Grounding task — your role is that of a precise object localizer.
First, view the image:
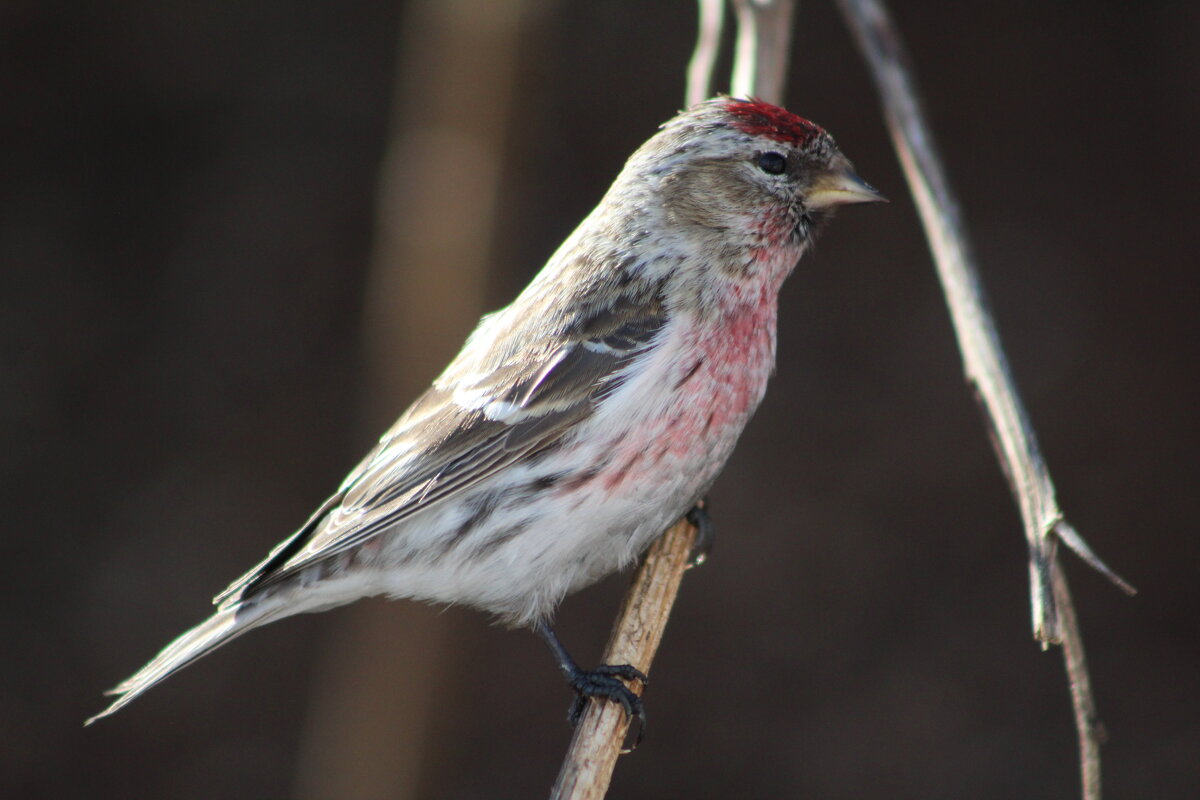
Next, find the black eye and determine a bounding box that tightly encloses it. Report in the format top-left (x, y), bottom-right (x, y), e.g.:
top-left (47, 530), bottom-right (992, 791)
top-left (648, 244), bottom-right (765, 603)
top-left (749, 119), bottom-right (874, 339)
top-left (757, 151), bottom-right (787, 175)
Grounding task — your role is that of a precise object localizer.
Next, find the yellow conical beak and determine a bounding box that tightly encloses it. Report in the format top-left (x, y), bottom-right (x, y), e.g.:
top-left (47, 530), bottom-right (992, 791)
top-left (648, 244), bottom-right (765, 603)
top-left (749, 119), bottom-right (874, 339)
top-left (806, 168), bottom-right (887, 209)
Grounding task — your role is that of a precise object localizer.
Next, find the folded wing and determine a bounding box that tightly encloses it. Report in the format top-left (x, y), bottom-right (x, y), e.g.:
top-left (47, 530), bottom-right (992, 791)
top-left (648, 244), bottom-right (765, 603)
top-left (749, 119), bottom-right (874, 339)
top-left (215, 289), bottom-right (667, 606)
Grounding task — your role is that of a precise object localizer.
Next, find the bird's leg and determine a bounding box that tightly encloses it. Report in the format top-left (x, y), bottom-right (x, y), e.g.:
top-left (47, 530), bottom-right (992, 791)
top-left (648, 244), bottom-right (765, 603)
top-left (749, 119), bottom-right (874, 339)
top-left (534, 621), bottom-right (647, 744)
top-left (686, 497), bottom-right (715, 567)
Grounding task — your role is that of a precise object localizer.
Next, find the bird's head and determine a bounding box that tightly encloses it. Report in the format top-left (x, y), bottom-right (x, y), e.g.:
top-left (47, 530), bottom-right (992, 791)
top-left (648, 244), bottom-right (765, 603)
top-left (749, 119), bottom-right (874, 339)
top-left (626, 97), bottom-right (884, 253)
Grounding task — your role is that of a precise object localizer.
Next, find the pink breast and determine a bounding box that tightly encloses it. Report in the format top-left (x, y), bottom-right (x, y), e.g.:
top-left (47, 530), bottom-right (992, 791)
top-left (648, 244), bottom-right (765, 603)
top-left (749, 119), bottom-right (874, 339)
top-left (602, 292), bottom-right (779, 489)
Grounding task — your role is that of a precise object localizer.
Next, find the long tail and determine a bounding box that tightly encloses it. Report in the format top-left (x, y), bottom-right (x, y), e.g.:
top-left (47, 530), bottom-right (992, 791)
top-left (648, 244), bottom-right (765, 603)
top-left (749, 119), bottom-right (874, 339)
top-left (85, 599), bottom-right (284, 725)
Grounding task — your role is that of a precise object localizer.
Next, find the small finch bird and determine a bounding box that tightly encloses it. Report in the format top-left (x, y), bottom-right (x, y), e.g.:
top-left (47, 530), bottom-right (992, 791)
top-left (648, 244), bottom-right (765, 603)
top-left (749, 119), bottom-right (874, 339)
top-left (88, 97), bottom-right (882, 726)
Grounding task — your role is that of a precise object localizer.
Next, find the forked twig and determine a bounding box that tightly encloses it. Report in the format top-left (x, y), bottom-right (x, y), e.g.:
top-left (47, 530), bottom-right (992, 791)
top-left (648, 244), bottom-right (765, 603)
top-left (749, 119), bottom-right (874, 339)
top-left (834, 1), bottom-right (1132, 797)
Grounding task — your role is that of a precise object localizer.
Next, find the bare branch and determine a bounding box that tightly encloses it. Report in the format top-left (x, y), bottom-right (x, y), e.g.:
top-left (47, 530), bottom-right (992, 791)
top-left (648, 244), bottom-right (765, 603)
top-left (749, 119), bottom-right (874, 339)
top-left (731, 0), bottom-right (796, 102)
top-left (834, 0), bottom-right (1131, 646)
top-left (687, 0), bottom-right (726, 107)
top-left (549, 518), bottom-right (697, 800)
top-left (834, 1), bottom-right (1130, 797)
top-left (1053, 561), bottom-right (1104, 799)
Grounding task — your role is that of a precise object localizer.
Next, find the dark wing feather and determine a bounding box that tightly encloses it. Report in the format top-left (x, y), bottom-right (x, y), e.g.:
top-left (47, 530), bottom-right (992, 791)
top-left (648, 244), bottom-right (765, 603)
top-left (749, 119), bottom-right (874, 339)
top-left (221, 288), bottom-right (666, 604)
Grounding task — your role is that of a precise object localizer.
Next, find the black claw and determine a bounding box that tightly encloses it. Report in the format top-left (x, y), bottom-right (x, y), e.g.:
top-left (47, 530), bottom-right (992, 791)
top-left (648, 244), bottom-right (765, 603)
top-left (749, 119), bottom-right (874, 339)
top-left (593, 663), bottom-right (649, 684)
top-left (535, 622), bottom-right (649, 748)
top-left (567, 666), bottom-right (646, 718)
top-left (686, 498), bottom-right (715, 567)
top-left (566, 665), bottom-right (647, 747)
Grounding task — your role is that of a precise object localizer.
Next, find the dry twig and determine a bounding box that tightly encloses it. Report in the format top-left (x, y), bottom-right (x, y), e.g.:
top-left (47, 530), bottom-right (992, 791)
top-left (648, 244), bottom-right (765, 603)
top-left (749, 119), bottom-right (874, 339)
top-left (835, 1), bottom-right (1133, 796)
top-left (687, 0), bottom-right (725, 107)
top-left (730, 0), bottom-right (796, 102)
top-left (549, 519), bottom-right (697, 800)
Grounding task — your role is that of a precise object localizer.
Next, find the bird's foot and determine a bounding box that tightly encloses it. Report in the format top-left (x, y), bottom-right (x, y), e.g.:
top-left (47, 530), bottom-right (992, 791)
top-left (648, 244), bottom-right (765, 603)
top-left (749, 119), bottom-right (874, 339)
top-left (686, 498), bottom-right (715, 567)
top-left (535, 621), bottom-right (649, 747)
top-left (567, 663), bottom-right (648, 746)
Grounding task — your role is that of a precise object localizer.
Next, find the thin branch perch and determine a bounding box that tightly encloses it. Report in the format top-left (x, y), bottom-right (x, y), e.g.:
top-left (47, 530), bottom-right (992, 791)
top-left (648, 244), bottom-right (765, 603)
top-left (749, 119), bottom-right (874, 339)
top-left (549, 518), bottom-right (698, 800)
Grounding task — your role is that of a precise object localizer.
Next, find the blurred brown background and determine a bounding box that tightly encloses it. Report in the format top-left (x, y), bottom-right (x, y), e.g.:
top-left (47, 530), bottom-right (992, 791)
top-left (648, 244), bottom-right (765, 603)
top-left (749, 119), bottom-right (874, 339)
top-left (4, 2), bottom-right (1197, 798)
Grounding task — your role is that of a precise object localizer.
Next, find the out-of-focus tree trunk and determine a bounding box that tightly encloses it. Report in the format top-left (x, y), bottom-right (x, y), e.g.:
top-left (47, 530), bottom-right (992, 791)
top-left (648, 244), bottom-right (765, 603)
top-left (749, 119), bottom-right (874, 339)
top-left (292, 2), bottom-right (527, 798)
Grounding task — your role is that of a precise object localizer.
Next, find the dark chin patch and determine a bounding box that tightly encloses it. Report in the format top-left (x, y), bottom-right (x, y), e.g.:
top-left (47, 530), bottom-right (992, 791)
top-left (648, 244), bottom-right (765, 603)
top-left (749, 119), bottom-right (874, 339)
top-left (798, 208), bottom-right (833, 240)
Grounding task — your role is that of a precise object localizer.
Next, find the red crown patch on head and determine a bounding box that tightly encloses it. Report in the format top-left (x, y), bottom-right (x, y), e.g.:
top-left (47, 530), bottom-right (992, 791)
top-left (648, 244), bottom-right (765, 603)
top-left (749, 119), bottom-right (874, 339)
top-left (724, 99), bottom-right (825, 147)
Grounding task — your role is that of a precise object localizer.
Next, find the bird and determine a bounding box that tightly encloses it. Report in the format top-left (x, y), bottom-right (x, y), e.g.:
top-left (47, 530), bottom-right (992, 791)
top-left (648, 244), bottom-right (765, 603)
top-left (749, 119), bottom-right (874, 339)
top-left (87, 97), bottom-right (883, 727)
